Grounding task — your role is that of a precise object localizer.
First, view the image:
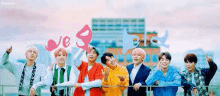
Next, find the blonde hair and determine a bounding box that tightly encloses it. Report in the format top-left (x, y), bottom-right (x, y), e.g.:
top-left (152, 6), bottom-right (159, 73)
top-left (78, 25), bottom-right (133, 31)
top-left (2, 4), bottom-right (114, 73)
top-left (25, 46), bottom-right (38, 56)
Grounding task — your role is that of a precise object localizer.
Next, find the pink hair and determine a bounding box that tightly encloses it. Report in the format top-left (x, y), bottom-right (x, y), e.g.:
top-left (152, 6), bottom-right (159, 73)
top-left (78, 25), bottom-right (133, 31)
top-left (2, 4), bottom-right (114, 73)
top-left (132, 48), bottom-right (146, 58)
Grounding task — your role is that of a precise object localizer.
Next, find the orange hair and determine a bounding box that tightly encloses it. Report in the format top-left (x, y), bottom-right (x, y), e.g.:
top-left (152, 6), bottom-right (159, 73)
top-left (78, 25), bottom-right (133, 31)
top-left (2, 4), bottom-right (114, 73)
top-left (54, 48), bottom-right (68, 57)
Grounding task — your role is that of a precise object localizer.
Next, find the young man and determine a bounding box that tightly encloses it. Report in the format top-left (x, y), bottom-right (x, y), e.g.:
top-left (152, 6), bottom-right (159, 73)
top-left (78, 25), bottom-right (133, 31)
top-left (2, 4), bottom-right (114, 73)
top-left (72, 46), bottom-right (103, 96)
top-left (145, 52), bottom-right (181, 96)
top-left (126, 48), bottom-right (151, 96)
top-left (181, 53), bottom-right (218, 96)
top-left (101, 52), bottom-right (129, 96)
top-left (1, 46), bottom-right (46, 96)
top-left (45, 48), bottom-right (76, 96)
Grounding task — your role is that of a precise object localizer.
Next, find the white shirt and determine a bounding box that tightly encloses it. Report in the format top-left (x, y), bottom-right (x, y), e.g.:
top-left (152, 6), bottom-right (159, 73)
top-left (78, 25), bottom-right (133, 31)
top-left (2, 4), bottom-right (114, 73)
top-left (73, 49), bottom-right (102, 96)
top-left (1, 52), bottom-right (46, 95)
top-left (45, 64), bottom-right (76, 95)
top-left (130, 63), bottom-right (142, 84)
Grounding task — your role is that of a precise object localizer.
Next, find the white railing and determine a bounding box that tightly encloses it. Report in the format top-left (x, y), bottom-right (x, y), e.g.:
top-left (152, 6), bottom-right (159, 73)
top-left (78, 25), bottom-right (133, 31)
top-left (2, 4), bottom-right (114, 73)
top-left (0, 85), bottom-right (219, 96)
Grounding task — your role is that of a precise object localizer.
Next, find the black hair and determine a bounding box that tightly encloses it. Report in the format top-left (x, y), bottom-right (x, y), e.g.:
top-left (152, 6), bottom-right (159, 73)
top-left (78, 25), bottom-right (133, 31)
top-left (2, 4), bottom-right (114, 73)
top-left (101, 52), bottom-right (114, 64)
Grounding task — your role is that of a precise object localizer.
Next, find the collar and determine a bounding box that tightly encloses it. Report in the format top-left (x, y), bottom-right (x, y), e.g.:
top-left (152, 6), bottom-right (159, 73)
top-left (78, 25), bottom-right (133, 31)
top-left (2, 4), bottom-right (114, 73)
top-left (133, 63), bottom-right (142, 70)
top-left (159, 66), bottom-right (172, 73)
top-left (186, 68), bottom-right (199, 75)
top-left (56, 64), bottom-right (67, 70)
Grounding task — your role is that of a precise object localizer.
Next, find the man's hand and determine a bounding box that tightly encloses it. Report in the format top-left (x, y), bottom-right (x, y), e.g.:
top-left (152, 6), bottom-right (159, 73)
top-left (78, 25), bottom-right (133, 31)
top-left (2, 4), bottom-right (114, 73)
top-left (51, 86), bottom-right (57, 92)
top-left (102, 67), bottom-right (110, 82)
top-left (117, 75), bottom-right (126, 82)
top-left (6, 46), bottom-right (12, 54)
top-left (192, 88), bottom-right (198, 95)
top-left (206, 55), bottom-right (212, 63)
top-left (155, 81), bottom-right (159, 85)
top-left (157, 61), bottom-right (161, 70)
top-left (73, 83), bottom-right (81, 88)
top-left (29, 87), bottom-right (36, 96)
top-left (103, 67), bottom-right (110, 77)
top-left (133, 83), bottom-right (141, 91)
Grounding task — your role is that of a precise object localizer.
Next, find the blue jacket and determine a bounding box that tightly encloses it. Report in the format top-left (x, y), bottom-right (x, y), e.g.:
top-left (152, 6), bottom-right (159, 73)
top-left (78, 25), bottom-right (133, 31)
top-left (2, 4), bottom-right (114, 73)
top-left (145, 66), bottom-right (181, 96)
top-left (126, 63), bottom-right (151, 96)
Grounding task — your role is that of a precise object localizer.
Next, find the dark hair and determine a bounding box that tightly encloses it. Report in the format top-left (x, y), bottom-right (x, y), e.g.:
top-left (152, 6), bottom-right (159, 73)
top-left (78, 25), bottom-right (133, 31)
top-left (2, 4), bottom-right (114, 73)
top-left (101, 52), bottom-right (114, 64)
top-left (158, 52), bottom-right (172, 61)
top-left (184, 53), bottom-right (197, 63)
top-left (86, 47), bottom-right (99, 56)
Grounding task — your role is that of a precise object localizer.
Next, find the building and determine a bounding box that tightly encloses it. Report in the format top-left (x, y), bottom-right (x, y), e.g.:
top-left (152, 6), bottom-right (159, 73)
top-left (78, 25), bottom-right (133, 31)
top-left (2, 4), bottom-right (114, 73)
top-left (90, 18), bottom-right (160, 68)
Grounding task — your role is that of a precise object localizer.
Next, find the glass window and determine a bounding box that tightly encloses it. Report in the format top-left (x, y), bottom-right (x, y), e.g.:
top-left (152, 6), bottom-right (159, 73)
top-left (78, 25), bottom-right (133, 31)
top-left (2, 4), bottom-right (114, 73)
top-left (100, 25), bottom-right (106, 27)
top-left (152, 54), bottom-right (158, 62)
top-left (108, 19), bottom-right (114, 22)
top-left (144, 54), bottom-right (150, 62)
top-left (118, 54), bottom-right (124, 62)
top-left (123, 19), bottom-right (129, 22)
top-left (126, 54), bottom-right (132, 62)
top-left (138, 19), bottom-right (145, 22)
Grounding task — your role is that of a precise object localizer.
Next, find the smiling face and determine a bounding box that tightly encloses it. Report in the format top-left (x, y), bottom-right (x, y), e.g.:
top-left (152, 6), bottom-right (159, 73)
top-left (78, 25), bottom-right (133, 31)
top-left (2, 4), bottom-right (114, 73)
top-left (56, 51), bottom-right (67, 64)
top-left (87, 49), bottom-right (98, 62)
top-left (105, 56), bottom-right (117, 69)
top-left (131, 48), bottom-right (146, 65)
top-left (25, 48), bottom-right (38, 61)
top-left (132, 52), bottom-right (144, 65)
top-left (160, 55), bottom-right (170, 69)
top-left (54, 48), bottom-right (68, 65)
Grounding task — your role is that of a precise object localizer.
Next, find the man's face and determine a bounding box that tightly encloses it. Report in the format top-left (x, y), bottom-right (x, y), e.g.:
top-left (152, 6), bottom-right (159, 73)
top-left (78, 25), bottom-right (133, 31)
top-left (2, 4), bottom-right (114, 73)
top-left (87, 49), bottom-right (98, 62)
top-left (56, 51), bottom-right (67, 64)
top-left (160, 55), bottom-right (170, 69)
top-left (105, 56), bottom-right (116, 69)
top-left (185, 61), bottom-right (196, 72)
top-left (132, 52), bottom-right (144, 65)
top-left (25, 48), bottom-right (38, 61)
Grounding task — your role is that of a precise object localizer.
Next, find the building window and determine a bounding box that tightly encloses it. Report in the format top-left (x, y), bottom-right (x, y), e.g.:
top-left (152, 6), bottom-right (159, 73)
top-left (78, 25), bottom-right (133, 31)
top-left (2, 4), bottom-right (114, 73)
top-left (126, 54), bottom-right (132, 62)
top-left (139, 24), bottom-right (144, 27)
top-left (123, 19), bottom-right (129, 22)
top-left (108, 28), bottom-right (113, 31)
top-left (138, 19), bottom-right (145, 22)
top-left (123, 24), bottom-right (129, 27)
top-left (100, 25), bottom-right (106, 27)
top-left (116, 19), bottom-right (121, 22)
top-left (116, 24), bottom-right (121, 27)
top-left (152, 54), bottom-right (158, 62)
top-left (108, 24), bottom-right (113, 27)
top-left (116, 28), bottom-right (122, 31)
top-left (131, 19), bottom-right (137, 22)
top-left (92, 25), bottom-right (98, 27)
top-left (100, 28), bottom-right (106, 31)
top-left (100, 19), bottom-right (105, 22)
top-left (92, 28), bottom-right (98, 31)
top-left (144, 54), bottom-right (150, 62)
top-left (118, 54), bottom-right (124, 62)
top-left (139, 29), bottom-right (144, 31)
top-left (108, 19), bottom-right (114, 22)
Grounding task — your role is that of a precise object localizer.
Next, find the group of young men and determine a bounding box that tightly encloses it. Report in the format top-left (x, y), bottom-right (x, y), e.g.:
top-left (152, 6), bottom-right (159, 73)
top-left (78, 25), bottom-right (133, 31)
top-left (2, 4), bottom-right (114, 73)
top-left (1, 46), bottom-right (217, 96)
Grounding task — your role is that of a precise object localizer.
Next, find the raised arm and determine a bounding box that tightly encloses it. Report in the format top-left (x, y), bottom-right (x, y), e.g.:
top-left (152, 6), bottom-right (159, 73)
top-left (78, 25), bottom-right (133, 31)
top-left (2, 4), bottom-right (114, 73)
top-left (73, 49), bottom-right (85, 69)
top-left (1, 46), bottom-right (20, 74)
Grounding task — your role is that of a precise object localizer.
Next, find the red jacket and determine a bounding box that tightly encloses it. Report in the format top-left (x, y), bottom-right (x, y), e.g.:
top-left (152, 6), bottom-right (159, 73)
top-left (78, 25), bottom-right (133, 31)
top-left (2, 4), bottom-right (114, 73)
top-left (73, 61), bottom-right (103, 96)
